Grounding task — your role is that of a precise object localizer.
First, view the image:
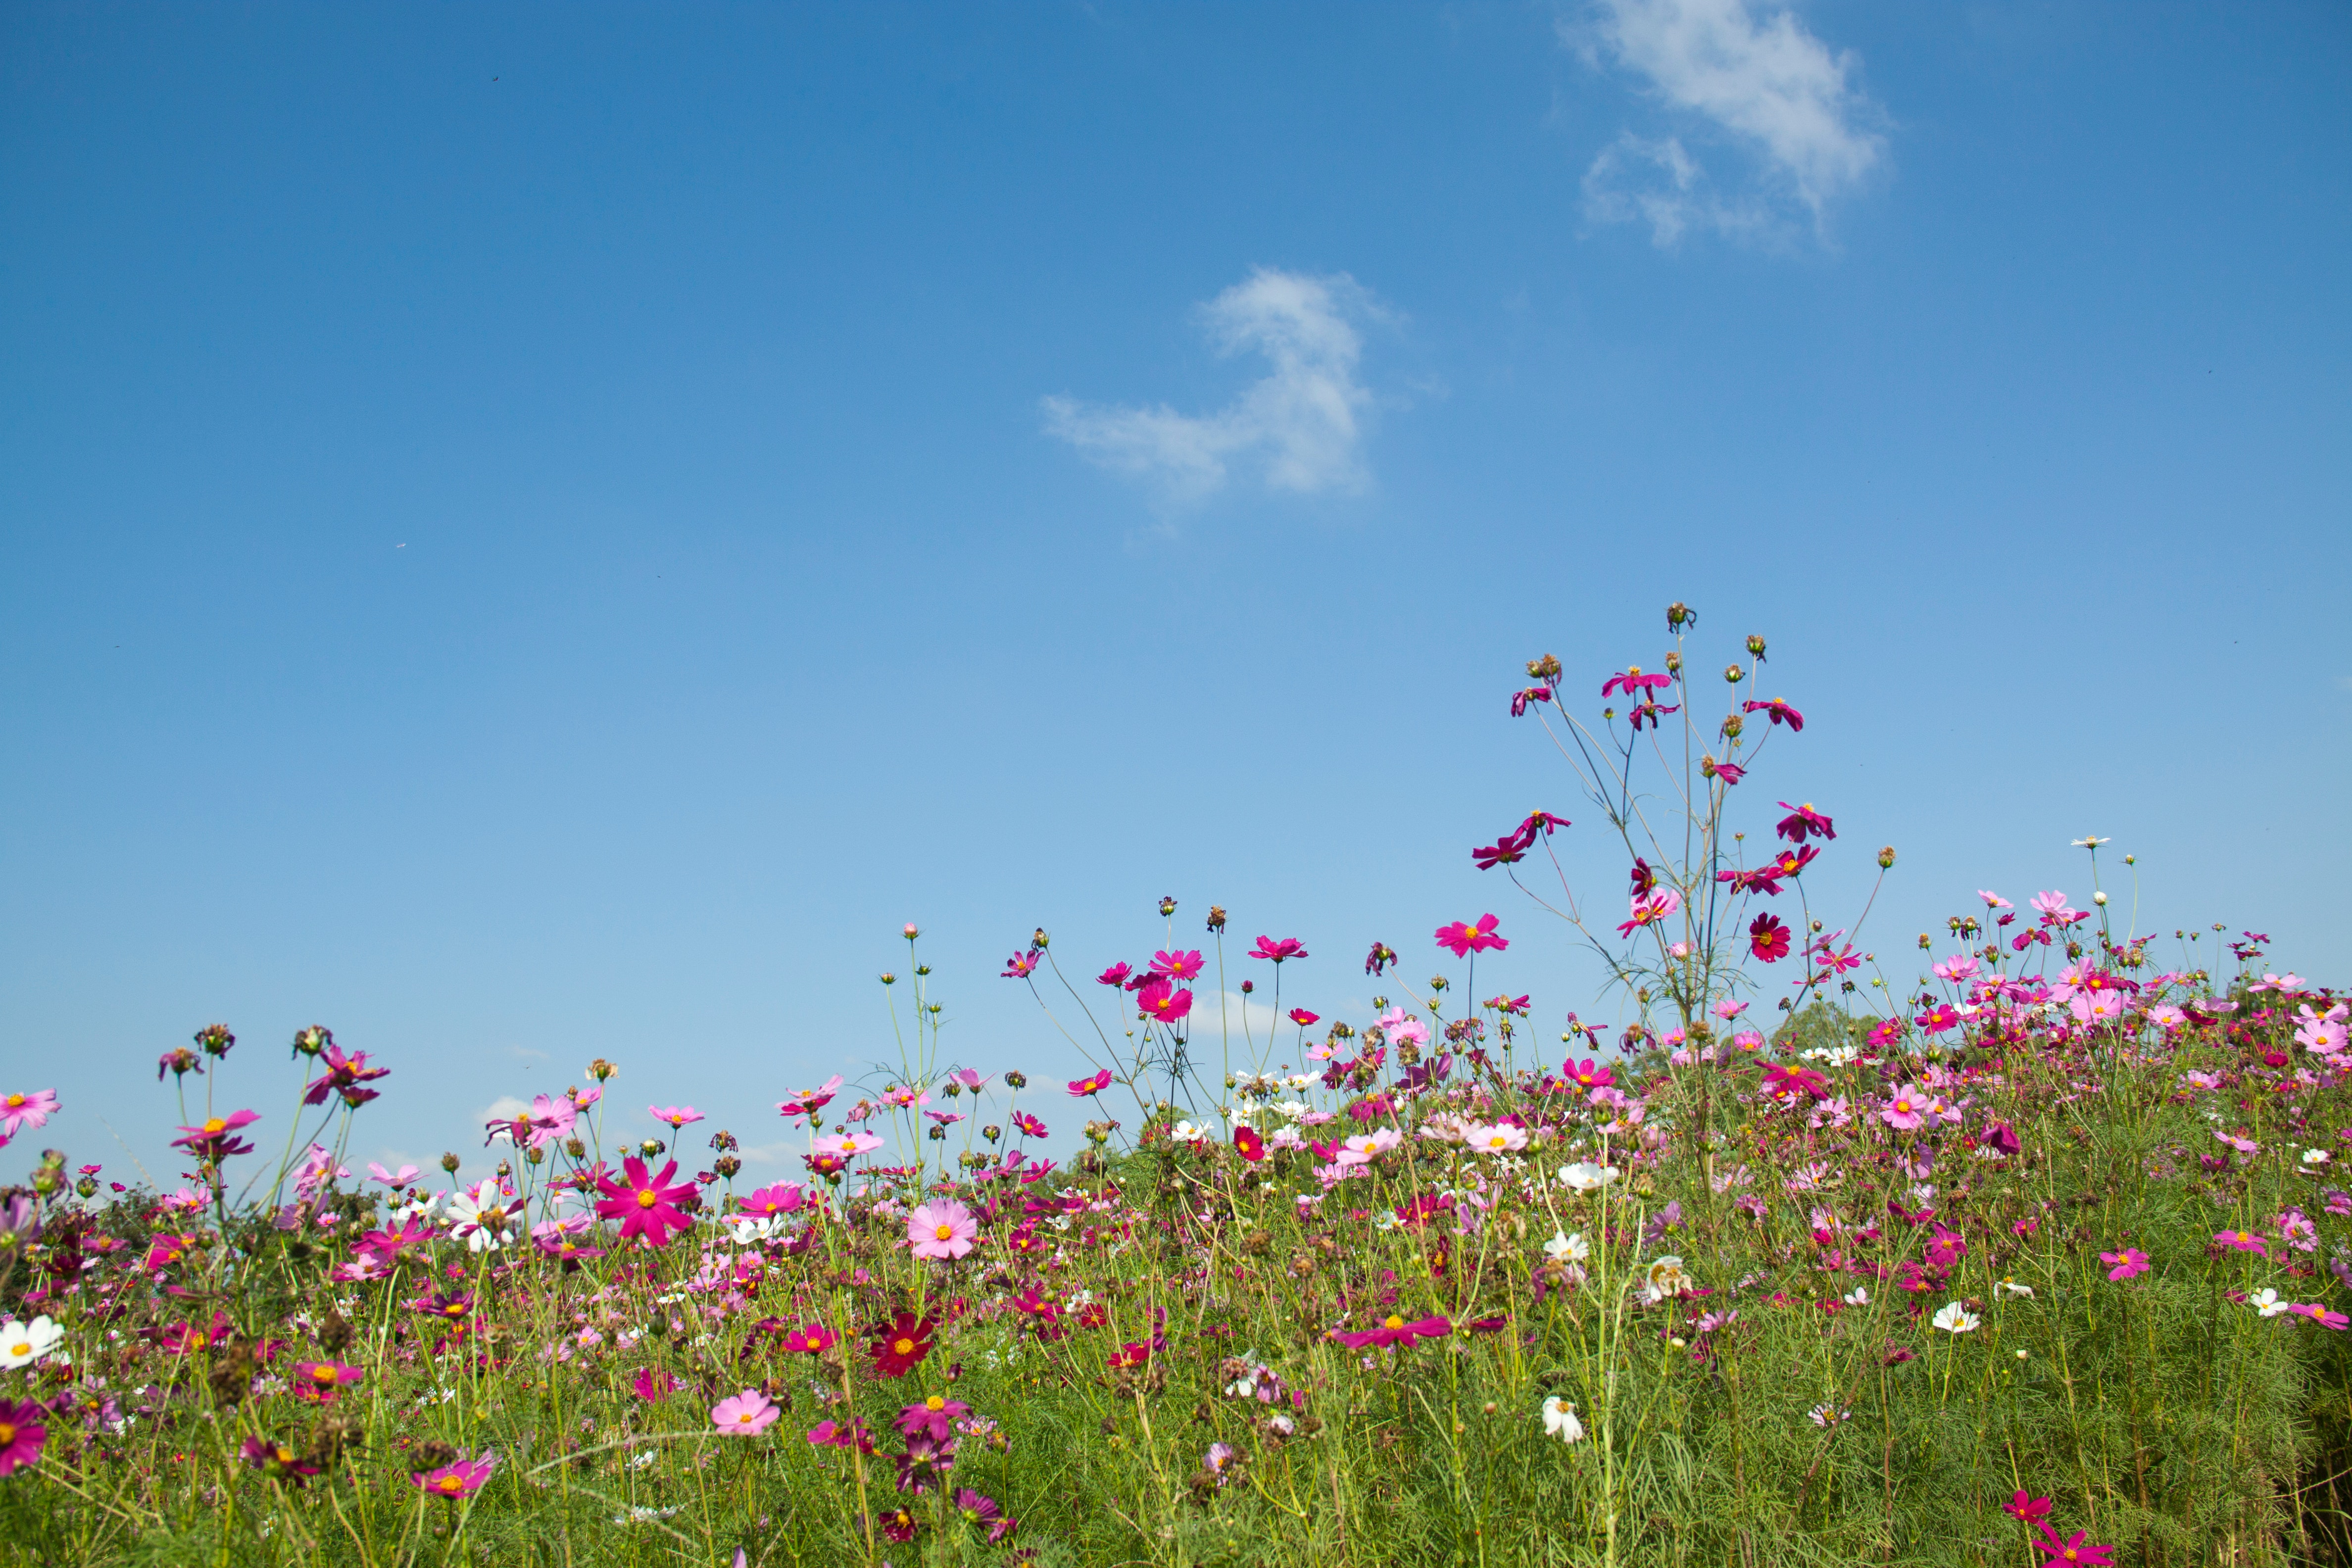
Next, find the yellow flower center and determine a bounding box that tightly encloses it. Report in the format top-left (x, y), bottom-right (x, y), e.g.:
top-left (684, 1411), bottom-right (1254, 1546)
top-left (436, 1474), bottom-right (463, 1494)
top-left (203, 1118), bottom-right (227, 1134)
top-left (275, 1445), bottom-right (297, 1465)
top-left (926, 1395), bottom-right (944, 1411)
top-left (313, 1365), bottom-right (339, 1384)
top-left (0, 1421), bottom-right (14, 1444)
top-left (934, 1224), bottom-right (955, 1241)
top-left (7, 1342), bottom-right (27, 1358)
top-left (1383, 1315), bottom-right (1404, 1331)
top-left (894, 1337), bottom-right (915, 1356)
top-left (637, 1189), bottom-right (659, 1209)
top-left (3, 1095), bottom-right (21, 1109)
top-left (736, 1411), bottom-right (756, 1424)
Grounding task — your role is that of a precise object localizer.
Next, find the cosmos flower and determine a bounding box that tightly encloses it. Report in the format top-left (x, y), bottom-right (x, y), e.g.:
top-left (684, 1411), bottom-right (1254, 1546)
top-left (870, 1313), bottom-right (939, 1378)
top-left (1095, 962), bottom-right (1132, 987)
top-left (1249, 936), bottom-right (1309, 963)
top-left (1774, 802), bottom-right (1835, 844)
top-left (2216, 1228), bottom-right (2269, 1257)
top-left (1333, 1314), bottom-right (1450, 1350)
top-left (775, 1076), bottom-right (844, 1120)
top-left (1068, 1070), bottom-right (1114, 1097)
top-left (1287, 1008), bottom-right (1320, 1028)
top-left (908, 1199), bottom-right (978, 1261)
top-left (591, 1156), bottom-right (698, 1249)
top-left (0, 1091), bottom-right (57, 1140)
top-left (412, 1452), bottom-right (497, 1501)
top-left (711, 1390), bottom-right (781, 1437)
top-left (0, 1317), bottom-right (64, 1370)
top-left (1232, 1126), bottom-right (1266, 1163)
top-left (2100, 1248), bottom-right (2150, 1282)
top-left (647, 1105), bottom-right (704, 1130)
top-left (292, 1361), bottom-right (364, 1403)
top-left (238, 1435), bottom-right (321, 1485)
top-left (1742, 697), bottom-right (1804, 730)
top-left (1749, 914), bottom-right (1791, 963)
top-left (1150, 949), bottom-right (1205, 981)
top-left (1540, 1397), bottom-right (1585, 1442)
top-left (1930, 1302), bottom-right (1980, 1334)
top-left (1464, 1123), bottom-right (1528, 1155)
top-left (1434, 915), bottom-right (1508, 956)
top-left (2003, 1492), bottom-right (2053, 1524)
top-left (170, 1109), bottom-right (259, 1161)
top-left (1135, 978), bottom-right (1194, 1025)
top-left (781, 1323), bottom-right (837, 1355)
top-left (2034, 1528), bottom-right (2117, 1568)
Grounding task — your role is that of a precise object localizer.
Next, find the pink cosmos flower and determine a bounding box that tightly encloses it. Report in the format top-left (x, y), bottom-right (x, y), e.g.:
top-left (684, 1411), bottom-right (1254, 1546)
top-left (1774, 802), bottom-right (1835, 844)
top-left (2100, 1248), bottom-right (2150, 1281)
top-left (2289, 1303), bottom-right (2352, 1331)
top-left (412, 1452), bottom-right (497, 1501)
top-left (1564, 1059), bottom-right (1616, 1091)
top-left (811, 1130), bottom-right (884, 1160)
top-left (895, 1393), bottom-right (973, 1443)
top-left (0, 1091), bottom-right (57, 1140)
top-left (908, 1199), bottom-right (978, 1261)
top-left (0, 1400), bottom-right (46, 1478)
top-left (301, 1045), bottom-right (390, 1108)
top-left (738, 1182), bottom-right (804, 1219)
top-left (1334, 1313), bottom-right (1451, 1350)
top-left (782, 1323), bottom-right (837, 1355)
top-left (1250, 936), bottom-right (1309, 963)
top-left (292, 1361), bottom-right (365, 1403)
top-left (1287, 1008), bottom-right (1320, 1028)
top-left (648, 1105), bottom-right (704, 1129)
top-left (2003, 1491), bottom-right (2052, 1524)
top-left (1012, 1112), bottom-right (1048, 1139)
top-left (2296, 1004), bottom-right (2350, 1056)
top-left (2215, 1228), bottom-right (2269, 1256)
top-left (632, 1368), bottom-right (679, 1401)
top-left (1617, 891), bottom-right (1680, 939)
top-left (1135, 979), bottom-right (1193, 1024)
top-left (1095, 962), bottom-right (1132, 987)
top-left (592, 1156), bottom-right (698, 1249)
top-left (1150, 949), bottom-right (1205, 981)
top-left (1463, 1123), bottom-right (1528, 1155)
top-left (1881, 1087), bottom-right (1928, 1132)
top-left (711, 1390), bottom-right (781, 1436)
top-left (2029, 890), bottom-right (2079, 923)
top-left (1069, 1069), bottom-right (1113, 1097)
top-left (367, 1162), bottom-right (421, 1186)
top-left (1434, 915), bottom-right (1508, 957)
top-left (776, 1076), bottom-right (844, 1120)
top-left (1979, 891), bottom-right (2013, 910)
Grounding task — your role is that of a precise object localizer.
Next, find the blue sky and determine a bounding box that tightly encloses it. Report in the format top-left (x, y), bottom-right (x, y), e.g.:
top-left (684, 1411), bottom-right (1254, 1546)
top-left (3, 1), bottom-right (2346, 1189)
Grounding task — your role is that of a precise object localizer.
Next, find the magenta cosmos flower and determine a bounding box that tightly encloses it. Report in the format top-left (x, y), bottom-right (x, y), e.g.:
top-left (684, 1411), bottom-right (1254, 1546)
top-left (2100, 1248), bottom-right (2150, 1282)
top-left (1069, 1069), bottom-right (1113, 1097)
top-left (1749, 914), bottom-right (1791, 963)
top-left (1249, 935), bottom-right (1308, 963)
top-left (1135, 978), bottom-right (1193, 1024)
top-left (1334, 1313), bottom-right (1451, 1350)
top-left (908, 1199), bottom-right (978, 1261)
top-left (2034, 1528), bottom-right (2116, 1568)
top-left (2216, 1228), bottom-right (2269, 1257)
top-left (593, 1156), bottom-right (698, 1248)
top-left (1150, 949), bottom-right (1205, 980)
top-left (0, 1400), bottom-right (45, 1477)
top-left (0, 1091), bottom-right (59, 1139)
top-left (1434, 915), bottom-right (1507, 957)
top-left (1774, 802), bottom-right (1835, 844)
top-left (170, 1109), bottom-right (259, 1160)
top-left (412, 1452), bottom-right (496, 1501)
top-left (712, 1390), bottom-right (781, 1436)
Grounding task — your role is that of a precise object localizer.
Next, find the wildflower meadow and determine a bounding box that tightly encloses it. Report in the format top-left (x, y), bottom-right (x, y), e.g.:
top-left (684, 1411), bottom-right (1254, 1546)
top-left (5, 607), bottom-right (2351, 1568)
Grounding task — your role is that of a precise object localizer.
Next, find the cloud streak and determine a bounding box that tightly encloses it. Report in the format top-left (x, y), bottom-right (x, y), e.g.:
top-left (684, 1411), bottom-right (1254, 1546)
top-left (1572, 0), bottom-right (1886, 245)
top-left (1043, 268), bottom-right (1385, 503)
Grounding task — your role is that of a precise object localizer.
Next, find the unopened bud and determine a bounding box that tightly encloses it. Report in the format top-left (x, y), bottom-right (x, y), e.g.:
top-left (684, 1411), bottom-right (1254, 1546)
top-left (1919, 934), bottom-right (1932, 950)
top-left (880, 973), bottom-right (896, 985)
top-left (903, 923), bottom-right (920, 939)
top-left (1031, 928), bottom-right (1049, 950)
top-left (639, 1139), bottom-right (665, 1158)
top-left (1240, 980), bottom-right (1254, 994)
top-left (1723, 665), bottom-right (1743, 684)
top-left (525, 1144), bottom-right (544, 1165)
top-left (440, 1152), bottom-right (461, 1174)
top-left (1745, 634), bottom-right (1766, 660)
top-left (2093, 891), bottom-right (2108, 905)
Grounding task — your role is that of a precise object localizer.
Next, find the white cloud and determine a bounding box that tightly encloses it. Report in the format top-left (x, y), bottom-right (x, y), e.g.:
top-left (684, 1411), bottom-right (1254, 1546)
top-left (1572, 0), bottom-right (1886, 245)
top-left (1042, 268), bottom-right (1385, 503)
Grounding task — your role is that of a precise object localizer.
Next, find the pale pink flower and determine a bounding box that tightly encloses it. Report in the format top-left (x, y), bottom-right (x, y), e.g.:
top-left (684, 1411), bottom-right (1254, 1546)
top-left (1881, 1086), bottom-right (1928, 1132)
top-left (1977, 890), bottom-right (2011, 909)
top-left (908, 1199), bottom-right (978, 1261)
top-left (0, 1091), bottom-right (58, 1139)
top-left (813, 1131), bottom-right (884, 1159)
top-left (1463, 1123), bottom-right (1528, 1155)
top-left (711, 1390), bottom-right (781, 1436)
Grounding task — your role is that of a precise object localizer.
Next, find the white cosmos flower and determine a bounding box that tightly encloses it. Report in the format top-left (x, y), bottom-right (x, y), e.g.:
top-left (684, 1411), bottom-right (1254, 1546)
top-left (1540, 1396), bottom-right (1585, 1443)
top-left (1842, 1286), bottom-right (1870, 1308)
top-left (1996, 1279), bottom-right (2034, 1298)
top-left (1558, 1162), bottom-right (1619, 1192)
top-left (1930, 1302), bottom-right (1980, 1334)
top-left (2250, 1288), bottom-right (2292, 1319)
top-left (1543, 1230), bottom-right (1590, 1265)
top-left (0, 1315), bottom-right (65, 1369)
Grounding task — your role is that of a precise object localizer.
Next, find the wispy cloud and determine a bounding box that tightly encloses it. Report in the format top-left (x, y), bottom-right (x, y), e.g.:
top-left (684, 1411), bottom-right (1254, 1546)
top-left (1043, 268), bottom-right (1387, 503)
top-left (1570, 0), bottom-right (1886, 246)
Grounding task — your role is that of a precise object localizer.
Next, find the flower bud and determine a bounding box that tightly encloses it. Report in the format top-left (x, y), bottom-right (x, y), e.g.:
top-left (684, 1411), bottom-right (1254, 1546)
top-left (525, 1144), bottom-right (545, 1165)
top-left (1878, 846), bottom-right (1897, 870)
top-left (1240, 980), bottom-right (1254, 994)
top-left (1745, 634), bottom-right (1766, 660)
top-left (880, 973), bottom-right (896, 985)
top-left (292, 1026), bottom-right (333, 1058)
top-left (1720, 714), bottom-right (1743, 739)
top-left (565, 1137), bottom-right (586, 1159)
top-left (1723, 665), bottom-right (1743, 684)
top-left (2093, 891), bottom-right (2108, 905)
top-left (1159, 896), bottom-right (1178, 917)
top-left (639, 1139), bottom-right (665, 1158)
top-left (1031, 928), bottom-right (1049, 950)
top-left (903, 923), bottom-right (920, 939)
top-left (927, 1002), bottom-right (942, 1016)
top-left (1919, 934), bottom-right (1932, 950)
top-left (1666, 601), bottom-right (1695, 632)
top-left (916, 964), bottom-right (931, 976)
top-left (981, 1125), bottom-right (1001, 1144)
top-left (440, 1152), bottom-right (461, 1174)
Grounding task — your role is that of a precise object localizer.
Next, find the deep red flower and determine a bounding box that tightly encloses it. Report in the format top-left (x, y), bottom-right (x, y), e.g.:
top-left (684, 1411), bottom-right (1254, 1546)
top-left (1095, 962), bottom-right (1132, 988)
top-left (1249, 936), bottom-right (1308, 963)
top-left (1106, 1340), bottom-right (1152, 1370)
top-left (1774, 801), bottom-right (1836, 844)
top-left (1471, 827), bottom-right (1531, 869)
top-left (870, 1313), bottom-right (938, 1378)
top-left (1233, 1127), bottom-right (1265, 1163)
top-left (1435, 915), bottom-right (1508, 957)
top-left (1750, 914), bottom-right (1791, 963)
